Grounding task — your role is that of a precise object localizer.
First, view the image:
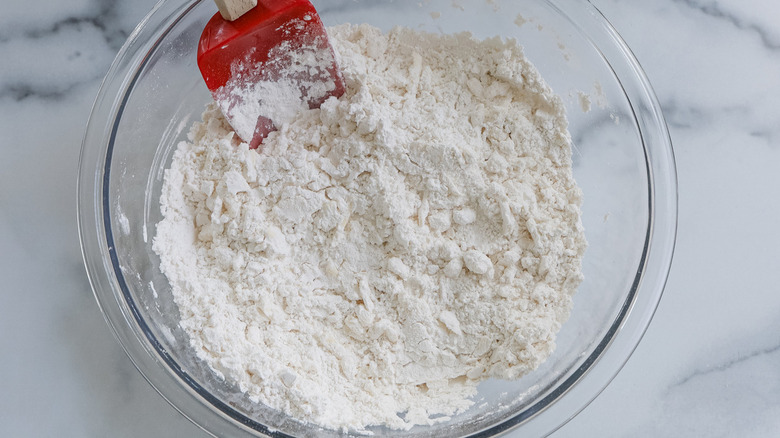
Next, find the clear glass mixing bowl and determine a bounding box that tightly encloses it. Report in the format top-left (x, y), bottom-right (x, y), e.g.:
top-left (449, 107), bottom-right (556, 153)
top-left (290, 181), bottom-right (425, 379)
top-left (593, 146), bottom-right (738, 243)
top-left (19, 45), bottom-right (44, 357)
top-left (78, 0), bottom-right (677, 436)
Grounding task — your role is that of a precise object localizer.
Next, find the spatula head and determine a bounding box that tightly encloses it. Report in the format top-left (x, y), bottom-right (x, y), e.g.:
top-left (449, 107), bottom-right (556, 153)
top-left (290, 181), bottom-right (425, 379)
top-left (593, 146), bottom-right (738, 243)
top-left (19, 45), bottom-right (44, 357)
top-left (197, 0), bottom-right (345, 148)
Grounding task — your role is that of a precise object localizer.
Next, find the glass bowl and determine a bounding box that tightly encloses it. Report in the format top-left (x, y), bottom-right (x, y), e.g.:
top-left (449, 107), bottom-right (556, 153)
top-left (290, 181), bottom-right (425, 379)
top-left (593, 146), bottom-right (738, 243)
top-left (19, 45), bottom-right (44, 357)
top-left (77, 0), bottom-right (677, 436)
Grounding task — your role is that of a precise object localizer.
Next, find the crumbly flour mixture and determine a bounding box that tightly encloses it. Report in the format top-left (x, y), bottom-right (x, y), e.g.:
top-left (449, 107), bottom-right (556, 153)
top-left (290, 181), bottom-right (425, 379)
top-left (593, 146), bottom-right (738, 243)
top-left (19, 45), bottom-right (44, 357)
top-left (154, 24), bottom-right (586, 431)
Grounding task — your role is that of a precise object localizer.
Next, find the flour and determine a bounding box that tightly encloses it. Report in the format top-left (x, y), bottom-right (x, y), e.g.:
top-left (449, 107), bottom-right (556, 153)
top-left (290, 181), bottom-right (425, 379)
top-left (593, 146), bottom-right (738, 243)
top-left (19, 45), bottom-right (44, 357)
top-left (154, 24), bottom-right (586, 431)
top-left (215, 17), bottom-right (340, 143)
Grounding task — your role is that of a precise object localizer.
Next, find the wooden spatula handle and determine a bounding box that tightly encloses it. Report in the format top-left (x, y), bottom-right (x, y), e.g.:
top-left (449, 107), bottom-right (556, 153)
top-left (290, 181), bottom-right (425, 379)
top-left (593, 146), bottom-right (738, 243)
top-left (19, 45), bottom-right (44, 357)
top-left (214, 0), bottom-right (258, 21)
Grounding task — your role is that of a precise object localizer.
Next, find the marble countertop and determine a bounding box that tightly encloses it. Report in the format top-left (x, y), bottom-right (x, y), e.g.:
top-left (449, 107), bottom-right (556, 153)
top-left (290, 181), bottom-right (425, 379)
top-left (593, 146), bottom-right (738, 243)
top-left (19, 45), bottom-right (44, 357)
top-left (1, 0), bottom-right (778, 436)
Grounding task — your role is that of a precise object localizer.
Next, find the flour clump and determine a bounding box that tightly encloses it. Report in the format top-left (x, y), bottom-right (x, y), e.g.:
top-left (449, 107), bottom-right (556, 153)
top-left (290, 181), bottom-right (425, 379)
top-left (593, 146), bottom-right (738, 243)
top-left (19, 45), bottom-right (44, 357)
top-left (154, 24), bottom-right (586, 431)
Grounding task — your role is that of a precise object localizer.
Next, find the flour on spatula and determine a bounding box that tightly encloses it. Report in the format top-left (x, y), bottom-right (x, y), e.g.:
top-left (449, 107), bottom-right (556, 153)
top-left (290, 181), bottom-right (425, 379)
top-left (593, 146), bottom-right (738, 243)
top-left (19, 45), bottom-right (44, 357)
top-left (154, 24), bottom-right (586, 431)
top-left (215, 18), bottom-right (340, 143)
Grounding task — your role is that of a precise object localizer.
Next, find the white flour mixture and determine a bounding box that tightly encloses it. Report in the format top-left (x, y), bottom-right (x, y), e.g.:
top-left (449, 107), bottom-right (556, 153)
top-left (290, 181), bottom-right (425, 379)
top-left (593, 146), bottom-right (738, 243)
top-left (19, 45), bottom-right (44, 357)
top-left (154, 24), bottom-right (586, 431)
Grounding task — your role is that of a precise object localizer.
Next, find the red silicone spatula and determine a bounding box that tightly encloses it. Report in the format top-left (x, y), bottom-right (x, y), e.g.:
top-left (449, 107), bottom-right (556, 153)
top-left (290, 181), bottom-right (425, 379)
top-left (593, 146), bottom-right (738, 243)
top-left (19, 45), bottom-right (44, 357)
top-left (197, 0), bottom-right (345, 148)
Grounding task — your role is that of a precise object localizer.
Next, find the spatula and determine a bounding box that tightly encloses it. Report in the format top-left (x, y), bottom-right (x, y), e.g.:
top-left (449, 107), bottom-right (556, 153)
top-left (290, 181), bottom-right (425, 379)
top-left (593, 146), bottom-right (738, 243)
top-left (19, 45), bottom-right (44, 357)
top-left (197, 0), bottom-right (345, 148)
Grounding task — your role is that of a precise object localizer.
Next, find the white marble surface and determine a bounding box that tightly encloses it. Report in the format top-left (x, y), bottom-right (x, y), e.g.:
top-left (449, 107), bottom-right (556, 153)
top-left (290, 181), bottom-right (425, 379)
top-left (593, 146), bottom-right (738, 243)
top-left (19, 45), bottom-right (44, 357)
top-left (1, 0), bottom-right (778, 436)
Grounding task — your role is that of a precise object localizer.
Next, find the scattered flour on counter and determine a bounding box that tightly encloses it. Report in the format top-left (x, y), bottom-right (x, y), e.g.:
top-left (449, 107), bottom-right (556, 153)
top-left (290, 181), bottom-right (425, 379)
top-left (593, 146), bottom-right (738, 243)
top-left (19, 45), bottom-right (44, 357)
top-left (153, 24), bottom-right (586, 431)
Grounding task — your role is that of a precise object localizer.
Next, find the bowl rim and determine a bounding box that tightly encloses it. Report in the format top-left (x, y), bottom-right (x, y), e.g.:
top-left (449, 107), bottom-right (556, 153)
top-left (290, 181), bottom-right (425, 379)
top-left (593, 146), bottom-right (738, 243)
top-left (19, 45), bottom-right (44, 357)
top-left (77, 0), bottom-right (678, 436)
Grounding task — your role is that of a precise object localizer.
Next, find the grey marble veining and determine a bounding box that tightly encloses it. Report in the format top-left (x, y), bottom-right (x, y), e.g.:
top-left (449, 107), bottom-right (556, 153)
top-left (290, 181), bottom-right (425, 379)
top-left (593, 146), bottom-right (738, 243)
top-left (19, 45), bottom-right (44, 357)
top-left (673, 0), bottom-right (780, 50)
top-left (669, 340), bottom-right (780, 391)
top-left (0, 0), bottom-right (151, 101)
top-left (1, 0), bottom-right (779, 437)
top-left (556, 1), bottom-right (780, 436)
